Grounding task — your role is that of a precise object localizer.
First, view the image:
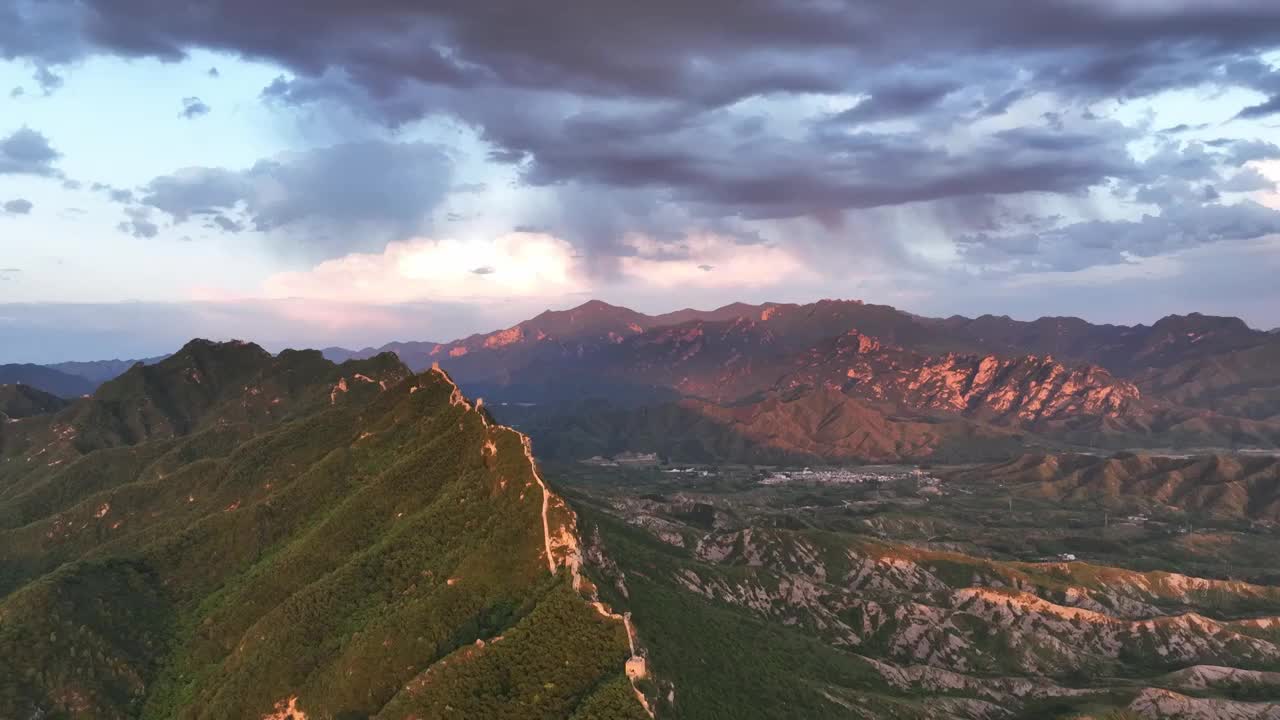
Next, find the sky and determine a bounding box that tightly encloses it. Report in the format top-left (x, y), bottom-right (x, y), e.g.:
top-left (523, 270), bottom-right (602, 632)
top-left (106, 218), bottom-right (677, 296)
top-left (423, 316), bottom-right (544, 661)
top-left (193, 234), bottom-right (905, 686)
top-left (2, 1), bottom-right (1280, 363)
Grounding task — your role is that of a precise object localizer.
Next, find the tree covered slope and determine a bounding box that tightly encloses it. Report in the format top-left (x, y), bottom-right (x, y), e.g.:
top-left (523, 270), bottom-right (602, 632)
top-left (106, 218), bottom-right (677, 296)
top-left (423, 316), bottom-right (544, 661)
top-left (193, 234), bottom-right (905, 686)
top-left (0, 341), bottom-right (647, 720)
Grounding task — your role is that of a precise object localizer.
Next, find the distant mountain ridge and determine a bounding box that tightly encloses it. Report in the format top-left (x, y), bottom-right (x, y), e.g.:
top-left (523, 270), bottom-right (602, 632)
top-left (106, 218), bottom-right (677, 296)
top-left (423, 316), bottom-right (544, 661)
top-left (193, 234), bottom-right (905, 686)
top-left (16, 299), bottom-right (1279, 462)
top-left (322, 299), bottom-right (776, 375)
top-left (1, 356), bottom-right (166, 399)
top-left (47, 355), bottom-right (169, 385)
top-left (327, 298), bottom-right (1273, 389)
top-left (344, 299), bottom-right (1280, 462)
top-left (0, 364), bottom-right (95, 398)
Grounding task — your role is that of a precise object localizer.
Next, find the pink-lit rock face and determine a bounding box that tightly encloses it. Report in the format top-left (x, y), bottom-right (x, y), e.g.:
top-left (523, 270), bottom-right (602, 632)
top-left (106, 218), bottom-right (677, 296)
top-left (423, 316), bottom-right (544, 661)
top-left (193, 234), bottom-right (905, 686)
top-left (448, 346), bottom-right (469, 357)
top-left (262, 696), bottom-right (307, 720)
top-left (483, 326), bottom-right (524, 348)
top-left (903, 354), bottom-right (1139, 420)
top-left (757, 328), bottom-right (1143, 430)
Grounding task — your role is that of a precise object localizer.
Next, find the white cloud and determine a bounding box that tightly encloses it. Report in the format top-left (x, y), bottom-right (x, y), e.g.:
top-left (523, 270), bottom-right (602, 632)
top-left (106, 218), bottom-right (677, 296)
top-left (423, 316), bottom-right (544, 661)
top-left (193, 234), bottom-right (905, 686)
top-left (1256, 159), bottom-right (1280, 210)
top-left (253, 230), bottom-right (817, 305)
top-left (261, 232), bottom-right (587, 303)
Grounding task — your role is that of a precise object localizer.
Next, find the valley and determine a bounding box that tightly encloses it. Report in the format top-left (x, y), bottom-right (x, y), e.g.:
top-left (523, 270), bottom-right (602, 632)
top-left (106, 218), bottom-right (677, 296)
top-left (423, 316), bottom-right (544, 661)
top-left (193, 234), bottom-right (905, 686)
top-left (553, 454), bottom-right (1280, 718)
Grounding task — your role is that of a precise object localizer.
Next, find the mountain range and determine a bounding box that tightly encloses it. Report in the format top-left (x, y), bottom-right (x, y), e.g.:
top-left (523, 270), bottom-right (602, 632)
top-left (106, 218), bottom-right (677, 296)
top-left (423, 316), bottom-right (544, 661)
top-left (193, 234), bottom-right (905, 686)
top-left (317, 299), bottom-right (1280, 464)
top-left (4, 300), bottom-right (1280, 719)
top-left (8, 298), bottom-right (1278, 465)
top-left (0, 356), bottom-right (167, 399)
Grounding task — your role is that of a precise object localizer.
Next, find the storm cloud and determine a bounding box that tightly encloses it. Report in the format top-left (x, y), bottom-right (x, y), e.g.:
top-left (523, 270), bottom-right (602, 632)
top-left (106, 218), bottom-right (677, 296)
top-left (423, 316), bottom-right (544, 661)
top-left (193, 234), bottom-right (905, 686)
top-left (127, 140), bottom-right (453, 257)
top-left (2, 0), bottom-right (1280, 305)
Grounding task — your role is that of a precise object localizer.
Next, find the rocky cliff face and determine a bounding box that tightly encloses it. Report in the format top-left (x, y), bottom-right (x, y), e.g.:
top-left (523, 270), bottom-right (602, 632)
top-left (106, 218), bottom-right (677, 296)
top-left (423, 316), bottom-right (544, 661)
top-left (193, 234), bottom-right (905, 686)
top-left (786, 332), bottom-right (1143, 427)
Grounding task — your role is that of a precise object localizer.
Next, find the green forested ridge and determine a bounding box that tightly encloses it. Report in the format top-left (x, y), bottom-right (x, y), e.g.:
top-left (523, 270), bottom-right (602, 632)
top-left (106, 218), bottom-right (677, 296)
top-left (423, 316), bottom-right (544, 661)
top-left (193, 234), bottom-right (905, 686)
top-left (0, 340), bottom-right (643, 719)
top-left (0, 384), bottom-right (69, 421)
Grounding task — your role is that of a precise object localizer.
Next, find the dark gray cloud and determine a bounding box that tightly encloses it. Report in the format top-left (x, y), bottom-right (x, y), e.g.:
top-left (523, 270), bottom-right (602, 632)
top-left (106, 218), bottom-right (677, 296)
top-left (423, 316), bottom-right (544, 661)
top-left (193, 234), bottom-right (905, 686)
top-left (2, 198), bottom-right (33, 215)
top-left (1219, 166), bottom-right (1276, 193)
top-left (1237, 94), bottom-right (1280, 119)
top-left (829, 77), bottom-right (962, 124)
top-left (4, 3), bottom-right (1277, 159)
top-left (958, 200), bottom-right (1280, 272)
top-left (7, 1), bottom-right (1280, 104)
top-left (957, 133), bottom-right (1280, 272)
top-left (1211, 138), bottom-right (1280, 166)
top-left (179, 96), bottom-right (210, 118)
top-left (3, 0), bottom-right (1279, 276)
top-left (127, 140), bottom-right (452, 256)
top-left (0, 128), bottom-right (60, 176)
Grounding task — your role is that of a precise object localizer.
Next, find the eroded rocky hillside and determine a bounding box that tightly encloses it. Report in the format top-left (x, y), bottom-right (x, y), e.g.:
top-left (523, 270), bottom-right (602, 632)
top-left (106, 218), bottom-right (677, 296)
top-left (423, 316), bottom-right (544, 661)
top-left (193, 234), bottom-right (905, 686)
top-left (558, 460), bottom-right (1280, 719)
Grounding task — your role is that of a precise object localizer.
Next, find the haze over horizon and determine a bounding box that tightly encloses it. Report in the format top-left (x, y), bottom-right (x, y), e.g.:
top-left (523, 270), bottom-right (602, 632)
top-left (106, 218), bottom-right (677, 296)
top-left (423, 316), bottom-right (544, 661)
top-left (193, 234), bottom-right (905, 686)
top-left (3, 1), bottom-right (1280, 361)
top-left (1, 294), bottom-right (1276, 366)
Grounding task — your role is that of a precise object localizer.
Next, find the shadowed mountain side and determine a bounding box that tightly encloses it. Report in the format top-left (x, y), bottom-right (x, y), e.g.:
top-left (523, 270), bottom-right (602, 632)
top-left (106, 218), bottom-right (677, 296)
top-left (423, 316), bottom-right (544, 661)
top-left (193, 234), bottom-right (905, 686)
top-left (522, 387), bottom-right (1035, 465)
top-left (0, 384), bottom-right (67, 421)
top-left (1136, 335), bottom-right (1280, 422)
top-left (934, 312), bottom-right (1267, 374)
top-left (948, 452), bottom-right (1280, 522)
top-left (46, 356), bottom-right (170, 387)
top-left (0, 364), bottom-right (94, 398)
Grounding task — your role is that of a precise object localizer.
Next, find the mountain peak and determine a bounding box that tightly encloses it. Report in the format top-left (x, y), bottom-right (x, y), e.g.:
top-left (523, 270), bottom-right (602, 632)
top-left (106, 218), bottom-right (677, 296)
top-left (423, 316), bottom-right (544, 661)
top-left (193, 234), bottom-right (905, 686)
top-left (521, 300), bottom-right (649, 337)
top-left (571, 298), bottom-right (629, 313)
top-left (172, 337), bottom-right (272, 362)
top-left (1150, 312), bottom-right (1252, 332)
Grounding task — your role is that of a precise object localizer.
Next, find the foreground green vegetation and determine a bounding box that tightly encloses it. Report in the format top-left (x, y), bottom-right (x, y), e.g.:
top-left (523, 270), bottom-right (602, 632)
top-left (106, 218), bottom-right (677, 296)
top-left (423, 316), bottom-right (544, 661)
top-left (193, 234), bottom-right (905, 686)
top-left (0, 342), bottom-right (641, 719)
